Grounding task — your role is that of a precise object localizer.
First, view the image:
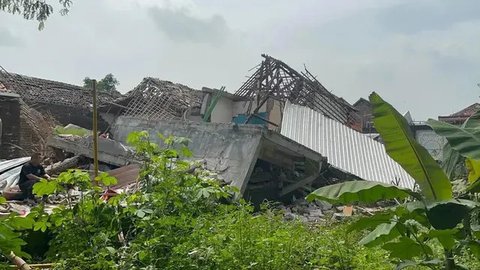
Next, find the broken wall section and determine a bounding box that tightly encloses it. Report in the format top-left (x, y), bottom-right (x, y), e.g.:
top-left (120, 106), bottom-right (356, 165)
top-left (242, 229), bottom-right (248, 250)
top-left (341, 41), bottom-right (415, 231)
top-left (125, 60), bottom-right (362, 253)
top-left (112, 116), bottom-right (263, 190)
top-left (0, 93), bottom-right (21, 158)
top-left (112, 116), bottom-right (327, 201)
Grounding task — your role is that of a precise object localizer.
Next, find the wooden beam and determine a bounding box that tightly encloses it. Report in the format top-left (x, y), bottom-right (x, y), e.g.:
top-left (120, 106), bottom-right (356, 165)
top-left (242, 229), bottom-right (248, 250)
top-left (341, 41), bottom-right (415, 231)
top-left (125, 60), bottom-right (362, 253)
top-left (251, 114), bottom-right (279, 127)
top-left (280, 173), bottom-right (319, 197)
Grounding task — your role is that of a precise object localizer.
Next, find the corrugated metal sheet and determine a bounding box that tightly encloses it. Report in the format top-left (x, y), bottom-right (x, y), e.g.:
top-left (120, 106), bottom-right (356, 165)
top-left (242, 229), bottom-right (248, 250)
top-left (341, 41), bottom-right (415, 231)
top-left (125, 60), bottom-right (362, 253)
top-left (0, 157), bottom-right (30, 190)
top-left (281, 102), bottom-right (415, 189)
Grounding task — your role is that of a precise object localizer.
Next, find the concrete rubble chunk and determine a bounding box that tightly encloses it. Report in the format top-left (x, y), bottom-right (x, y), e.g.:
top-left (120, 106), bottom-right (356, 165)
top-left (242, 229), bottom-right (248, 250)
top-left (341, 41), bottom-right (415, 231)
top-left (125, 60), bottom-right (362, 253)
top-left (47, 135), bottom-right (136, 167)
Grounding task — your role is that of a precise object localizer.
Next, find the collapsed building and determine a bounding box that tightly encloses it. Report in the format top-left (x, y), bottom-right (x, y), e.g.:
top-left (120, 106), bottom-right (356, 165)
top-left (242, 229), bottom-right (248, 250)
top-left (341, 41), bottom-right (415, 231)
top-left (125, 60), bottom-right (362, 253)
top-left (0, 90), bottom-right (55, 159)
top-left (63, 55), bottom-right (414, 201)
top-left (1, 54), bottom-right (419, 203)
top-left (0, 69), bottom-right (120, 129)
top-left (0, 68), bottom-right (121, 158)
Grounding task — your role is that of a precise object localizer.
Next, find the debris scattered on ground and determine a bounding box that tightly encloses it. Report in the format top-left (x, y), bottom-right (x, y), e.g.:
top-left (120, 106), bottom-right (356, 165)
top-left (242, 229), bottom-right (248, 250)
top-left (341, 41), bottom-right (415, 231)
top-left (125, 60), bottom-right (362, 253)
top-left (277, 198), bottom-right (387, 223)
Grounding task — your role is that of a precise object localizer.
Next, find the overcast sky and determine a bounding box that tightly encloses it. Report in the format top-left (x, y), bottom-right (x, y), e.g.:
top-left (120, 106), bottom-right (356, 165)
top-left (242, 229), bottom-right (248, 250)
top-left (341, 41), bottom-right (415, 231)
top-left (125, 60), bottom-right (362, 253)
top-left (1, 0), bottom-right (479, 120)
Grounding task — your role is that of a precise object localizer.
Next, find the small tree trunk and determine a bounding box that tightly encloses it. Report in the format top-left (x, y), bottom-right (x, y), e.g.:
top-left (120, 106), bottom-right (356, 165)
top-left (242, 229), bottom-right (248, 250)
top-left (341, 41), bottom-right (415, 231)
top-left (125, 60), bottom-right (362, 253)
top-left (45, 155), bottom-right (81, 176)
top-left (444, 250), bottom-right (456, 270)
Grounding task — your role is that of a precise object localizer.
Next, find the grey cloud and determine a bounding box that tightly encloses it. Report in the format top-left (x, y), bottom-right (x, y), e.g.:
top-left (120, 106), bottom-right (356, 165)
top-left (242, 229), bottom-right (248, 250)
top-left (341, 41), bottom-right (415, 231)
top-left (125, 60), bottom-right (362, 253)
top-left (376, 0), bottom-right (480, 33)
top-left (148, 7), bottom-right (230, 44)
top-left (0, 28), bottom-right (22, 47)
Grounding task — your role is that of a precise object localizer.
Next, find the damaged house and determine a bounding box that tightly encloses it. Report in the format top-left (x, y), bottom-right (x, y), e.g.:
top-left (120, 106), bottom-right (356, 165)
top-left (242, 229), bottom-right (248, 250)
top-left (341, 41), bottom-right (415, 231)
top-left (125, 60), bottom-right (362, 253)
top-left (0, 68), bottom-right (121, 159)
top-left (0, 69), bottom-right (121, 130)
top-left (233, 54), bottom-right (361, 130)
top-left (0, 87), bottom-right (55, 158)
top-left (3, 54), bottom-right (418, 203)
top-left (72, 54), bottom-right (413, 201)
top-left (102, 54), bottom-right (361, 130)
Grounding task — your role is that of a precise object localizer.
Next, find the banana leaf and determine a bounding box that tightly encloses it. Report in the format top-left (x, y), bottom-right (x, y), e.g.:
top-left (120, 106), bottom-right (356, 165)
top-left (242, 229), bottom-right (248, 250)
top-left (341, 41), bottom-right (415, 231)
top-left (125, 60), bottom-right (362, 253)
top-left (370, 93), bottom-right (452, 201)
top-left (441, 144), bottom-right (461, 180)
top-left (426, 199), bottom-right (479, 230)
top-left (439, 111), bottom-right (480, 179)
top-left (306, 181), bottom-right (421, 205)
top-left (466, 158), bottom-right (480, 183)
top-left (428, 119), bottom-right (480, 160)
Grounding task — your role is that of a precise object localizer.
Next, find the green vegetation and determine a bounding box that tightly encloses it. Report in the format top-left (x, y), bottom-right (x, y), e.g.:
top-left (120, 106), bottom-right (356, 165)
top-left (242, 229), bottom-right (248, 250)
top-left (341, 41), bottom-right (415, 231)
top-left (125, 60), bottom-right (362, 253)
top-left (1, 92), bottom-right (480, 269)
top-left (54, 125), bottom-right (91, 137)
top-left (0, 0), bottom-right (72, 29)
top-left (308, 92), bottom-right (480, 269)
top-left (83, 74), bottom-right (120, 93)
top-left (0, 131), bottom-right (393, 269)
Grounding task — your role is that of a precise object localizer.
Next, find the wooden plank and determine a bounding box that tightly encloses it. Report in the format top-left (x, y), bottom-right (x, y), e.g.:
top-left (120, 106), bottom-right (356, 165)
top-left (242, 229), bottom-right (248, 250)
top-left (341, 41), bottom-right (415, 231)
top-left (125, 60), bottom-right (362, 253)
top-left (280, 172), bottom-right (319, 197)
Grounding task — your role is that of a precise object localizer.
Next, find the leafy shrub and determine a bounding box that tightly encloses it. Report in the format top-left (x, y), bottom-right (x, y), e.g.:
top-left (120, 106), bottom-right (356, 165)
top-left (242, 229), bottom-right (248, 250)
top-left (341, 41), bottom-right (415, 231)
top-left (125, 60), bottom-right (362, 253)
top-left (38, 132), bottom-right (392, 269)
top-left (167, 205), bottom-right (391, 270)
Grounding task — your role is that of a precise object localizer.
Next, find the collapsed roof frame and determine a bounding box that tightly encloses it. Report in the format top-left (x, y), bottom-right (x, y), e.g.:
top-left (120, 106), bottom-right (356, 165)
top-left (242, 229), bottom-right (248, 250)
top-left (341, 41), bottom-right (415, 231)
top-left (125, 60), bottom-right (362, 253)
top-left (119, 77), bottom-right (203, 120)
top-left (235, 54), bottom-right (357, 126)
top-left (0, 66), bottom-right (120, 109)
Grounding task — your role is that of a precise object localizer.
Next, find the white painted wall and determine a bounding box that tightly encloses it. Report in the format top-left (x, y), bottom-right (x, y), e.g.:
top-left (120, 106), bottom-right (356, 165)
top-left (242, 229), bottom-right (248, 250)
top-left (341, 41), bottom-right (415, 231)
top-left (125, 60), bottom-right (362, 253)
top-left (268, 99), bottom-right (282, 130)
top-left (210, 96), bottom-right (234, 123)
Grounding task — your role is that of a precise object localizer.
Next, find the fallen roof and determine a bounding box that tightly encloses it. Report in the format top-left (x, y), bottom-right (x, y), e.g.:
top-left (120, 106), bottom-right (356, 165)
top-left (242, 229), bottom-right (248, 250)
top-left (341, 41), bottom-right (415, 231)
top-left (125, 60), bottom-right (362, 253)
top-left (281, 102), bottom-right (416, 189)
top-left (110, 77), bottom-right (204, 120)
top-left (234, 54), bottom-right (357, 125)
top-left (353, 97), bottom-right (370, 108)
top-left (0, 70), bottom-right (121, 109)
top-left (0, 157), bottom-right (30, 175)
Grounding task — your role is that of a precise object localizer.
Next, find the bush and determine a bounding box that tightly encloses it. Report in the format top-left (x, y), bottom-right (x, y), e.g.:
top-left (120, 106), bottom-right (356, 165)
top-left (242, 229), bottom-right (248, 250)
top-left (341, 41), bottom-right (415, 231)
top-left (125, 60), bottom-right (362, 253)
top-left (41, 132), bottom-right (393, 269)
top-left (2, 131), bottom-right (477, 269)
top-left (167, 205), bottom-right (392, 270)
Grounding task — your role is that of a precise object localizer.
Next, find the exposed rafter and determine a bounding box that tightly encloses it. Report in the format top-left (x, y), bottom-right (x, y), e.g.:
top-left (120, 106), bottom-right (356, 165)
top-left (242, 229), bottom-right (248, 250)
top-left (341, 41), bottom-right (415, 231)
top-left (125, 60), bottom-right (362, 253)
top-left (0, 66), bottom-right (120, 109)
top-left (119, 78), bottom-right (203, 120)
top-left (235, 54), bottom-right (358, 126)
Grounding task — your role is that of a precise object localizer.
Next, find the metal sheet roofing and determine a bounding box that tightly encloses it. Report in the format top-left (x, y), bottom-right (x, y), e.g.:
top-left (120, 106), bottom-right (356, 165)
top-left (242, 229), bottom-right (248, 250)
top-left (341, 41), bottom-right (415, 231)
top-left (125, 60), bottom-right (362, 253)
top-left (281, 102), bottom-right (416, 189)
top-left (0, 157), bottom-right (30, 190)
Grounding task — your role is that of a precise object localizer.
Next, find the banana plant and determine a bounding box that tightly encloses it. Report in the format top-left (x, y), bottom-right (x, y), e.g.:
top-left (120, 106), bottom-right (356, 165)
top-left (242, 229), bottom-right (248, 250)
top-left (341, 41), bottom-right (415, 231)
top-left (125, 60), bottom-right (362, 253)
top-left (434, 111), bottom-right (480, 180)
top-left (428, 113), bottom-right (480, 193)
top-left (307, 92), bottom-right (480, 270)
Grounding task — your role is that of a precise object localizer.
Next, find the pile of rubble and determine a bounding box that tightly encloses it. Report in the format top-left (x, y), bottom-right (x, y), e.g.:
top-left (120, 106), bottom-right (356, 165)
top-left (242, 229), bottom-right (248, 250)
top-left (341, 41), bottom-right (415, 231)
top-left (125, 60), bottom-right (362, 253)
top-left (278, 198), bottom-right (386, 223)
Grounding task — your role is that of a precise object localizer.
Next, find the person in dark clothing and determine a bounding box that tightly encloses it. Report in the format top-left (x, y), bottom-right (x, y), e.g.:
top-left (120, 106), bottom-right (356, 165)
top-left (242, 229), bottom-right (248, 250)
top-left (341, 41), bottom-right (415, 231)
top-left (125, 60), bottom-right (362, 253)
top-left (19, 153), bottom-right (50, 200)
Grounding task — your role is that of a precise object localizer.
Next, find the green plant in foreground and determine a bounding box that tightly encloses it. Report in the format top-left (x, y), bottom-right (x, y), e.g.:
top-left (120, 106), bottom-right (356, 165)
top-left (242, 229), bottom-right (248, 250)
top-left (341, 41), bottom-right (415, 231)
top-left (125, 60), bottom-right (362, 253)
top-left (9, 131), bottom-right (393, 269)
top-left (308, 92), bottom-right (480, 270)
top-left (5, 126), bottom-right (477, 269)
top-left (0, 167), bottom-right (118, 266)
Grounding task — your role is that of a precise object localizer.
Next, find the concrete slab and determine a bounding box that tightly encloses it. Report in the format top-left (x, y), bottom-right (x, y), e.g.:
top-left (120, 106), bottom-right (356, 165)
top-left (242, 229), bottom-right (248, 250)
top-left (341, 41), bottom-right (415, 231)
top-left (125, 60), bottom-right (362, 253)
top-left (47, 135), bottom-right (135, 166)
top-left (112, 117), bottom-right (326, 195)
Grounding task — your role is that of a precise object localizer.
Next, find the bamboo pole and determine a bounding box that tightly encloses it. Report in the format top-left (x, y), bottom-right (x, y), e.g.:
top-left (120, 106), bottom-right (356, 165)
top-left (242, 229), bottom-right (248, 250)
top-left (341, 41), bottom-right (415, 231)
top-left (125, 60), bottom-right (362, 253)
top-left (9, 263), bottom-right (54, 269)
top-left (92, 80), bottom-right (99, 178)
top-left (7, 252), bottom-right (31, 270)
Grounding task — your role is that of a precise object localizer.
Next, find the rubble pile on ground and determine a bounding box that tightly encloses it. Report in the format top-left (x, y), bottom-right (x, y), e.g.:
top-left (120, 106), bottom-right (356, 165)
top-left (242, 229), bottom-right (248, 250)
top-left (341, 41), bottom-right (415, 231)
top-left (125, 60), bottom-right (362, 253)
top-left (278, 198), bottom-right (386, 223)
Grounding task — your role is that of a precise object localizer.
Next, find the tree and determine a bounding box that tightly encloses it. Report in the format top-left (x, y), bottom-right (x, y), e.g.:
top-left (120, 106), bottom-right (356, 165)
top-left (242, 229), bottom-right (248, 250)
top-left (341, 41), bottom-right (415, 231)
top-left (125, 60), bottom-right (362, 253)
top-left (0, 0), bottom-right (72, 30)
top-left (83, 74), bottom-right (120, 93)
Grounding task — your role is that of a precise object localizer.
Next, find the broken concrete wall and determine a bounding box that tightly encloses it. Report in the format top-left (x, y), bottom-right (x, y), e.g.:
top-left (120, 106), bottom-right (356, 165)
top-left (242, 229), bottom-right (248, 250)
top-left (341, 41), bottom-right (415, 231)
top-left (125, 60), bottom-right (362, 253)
top-left (0, 93), bottom-right (21, 158)
top-left (47, 135), bottom-right (134, 166)
top-left (112, 116), bottom-right (262, 190)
